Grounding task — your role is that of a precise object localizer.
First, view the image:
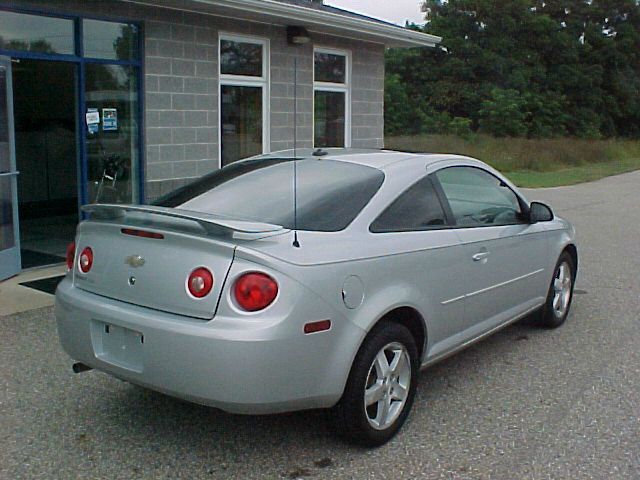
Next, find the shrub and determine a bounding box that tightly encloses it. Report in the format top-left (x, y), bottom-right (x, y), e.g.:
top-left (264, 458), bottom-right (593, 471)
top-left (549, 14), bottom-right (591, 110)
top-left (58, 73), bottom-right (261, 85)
top-left (478, 89), bottom-right (528, 137)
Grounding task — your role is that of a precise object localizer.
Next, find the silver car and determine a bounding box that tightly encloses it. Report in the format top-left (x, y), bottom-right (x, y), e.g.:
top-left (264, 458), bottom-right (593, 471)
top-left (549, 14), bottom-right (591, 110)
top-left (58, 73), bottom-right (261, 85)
top-left (56, 149), bottom-right (577, 446)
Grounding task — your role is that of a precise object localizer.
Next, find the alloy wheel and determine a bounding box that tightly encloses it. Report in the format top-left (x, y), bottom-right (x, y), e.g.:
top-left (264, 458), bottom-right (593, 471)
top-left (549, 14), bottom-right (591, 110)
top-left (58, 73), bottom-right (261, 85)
top-left (552, 261), bottom-right (573, 319)
top-left (363, 341), bottom-right (412, 430)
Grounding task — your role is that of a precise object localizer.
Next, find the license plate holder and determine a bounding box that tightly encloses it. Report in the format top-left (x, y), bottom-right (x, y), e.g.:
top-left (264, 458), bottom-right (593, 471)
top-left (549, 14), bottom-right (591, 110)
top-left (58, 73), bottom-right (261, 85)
top-left (92, 321), bottom-right (144, 372)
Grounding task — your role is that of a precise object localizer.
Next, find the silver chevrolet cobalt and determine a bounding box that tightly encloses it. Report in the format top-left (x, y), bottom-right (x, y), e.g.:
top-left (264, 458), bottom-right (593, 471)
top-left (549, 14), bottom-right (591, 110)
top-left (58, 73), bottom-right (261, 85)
top-left (56, 149), bottom-right (577, 446)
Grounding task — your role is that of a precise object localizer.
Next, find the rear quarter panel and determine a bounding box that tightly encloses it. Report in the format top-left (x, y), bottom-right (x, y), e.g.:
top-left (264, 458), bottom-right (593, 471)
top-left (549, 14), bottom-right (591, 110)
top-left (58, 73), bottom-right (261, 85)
top-left (236, 227), bottom-right (469, 369)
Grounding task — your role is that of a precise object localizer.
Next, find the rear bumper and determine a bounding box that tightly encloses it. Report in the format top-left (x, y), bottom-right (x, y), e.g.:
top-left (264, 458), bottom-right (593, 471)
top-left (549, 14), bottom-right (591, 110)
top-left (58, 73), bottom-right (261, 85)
top-left (55, 278), bottom-right (364, 414)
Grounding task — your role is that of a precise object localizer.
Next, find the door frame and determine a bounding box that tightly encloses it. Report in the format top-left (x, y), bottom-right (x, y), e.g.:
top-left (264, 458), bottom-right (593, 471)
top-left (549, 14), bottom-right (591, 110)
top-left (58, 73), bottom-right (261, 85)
top-left (0, 55), bottom-right (20, 280)
top-left (0, 4), bottom-right (145, 274)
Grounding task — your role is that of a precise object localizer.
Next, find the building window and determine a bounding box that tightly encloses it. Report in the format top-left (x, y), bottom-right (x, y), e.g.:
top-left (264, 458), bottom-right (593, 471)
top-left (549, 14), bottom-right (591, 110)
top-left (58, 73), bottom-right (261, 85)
top-left (0, 11), bottom-right (74, 55)
top-left (219, 34), bottom-right (269, 167)
top-left (314, 48), bottom-right (350, 148)
top-left (83, 20), bottom-right (139, 61)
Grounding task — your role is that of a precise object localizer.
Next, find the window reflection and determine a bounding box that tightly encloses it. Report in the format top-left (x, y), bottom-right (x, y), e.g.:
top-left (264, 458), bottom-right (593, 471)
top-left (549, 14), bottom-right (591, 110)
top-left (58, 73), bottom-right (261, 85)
top-left (83, 20), bottom-right (138, 61)
top-left (220, 40), bottom-right (263, 77)
top-left (221, 85), bottom-right (263, 166)
top-left (0, 11), bottom-right (74, 55)
top-left (314, 52), bottom-right (346, 84)
top-left (0, 177), bottom-right (15, 250)
top-left (314, 91), bottom-right (345, 147)
top-left (0, 68), bottom-right (8, 172)
top-left (0, 68), bottom-right (14, 250)
top-left (158, 159), bottom-right (385, 232)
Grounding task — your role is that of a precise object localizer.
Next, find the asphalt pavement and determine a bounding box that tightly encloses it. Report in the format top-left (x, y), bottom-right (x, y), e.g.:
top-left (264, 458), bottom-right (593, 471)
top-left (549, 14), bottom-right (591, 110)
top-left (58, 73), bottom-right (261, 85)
top-left (1, 171), bottom-right (639, 479)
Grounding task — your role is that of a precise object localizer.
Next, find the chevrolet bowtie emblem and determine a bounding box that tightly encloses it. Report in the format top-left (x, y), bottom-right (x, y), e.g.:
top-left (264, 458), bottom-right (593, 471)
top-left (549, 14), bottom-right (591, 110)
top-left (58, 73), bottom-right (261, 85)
top-left (125, 255), bottom-right (146, 268)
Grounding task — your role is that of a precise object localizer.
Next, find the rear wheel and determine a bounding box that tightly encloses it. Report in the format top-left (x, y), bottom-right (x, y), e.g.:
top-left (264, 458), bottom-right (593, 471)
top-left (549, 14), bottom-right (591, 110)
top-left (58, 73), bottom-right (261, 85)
top-left (331, 322), bottom-right (418, 446)
top-left (538, 252), bottom-right (575, 328)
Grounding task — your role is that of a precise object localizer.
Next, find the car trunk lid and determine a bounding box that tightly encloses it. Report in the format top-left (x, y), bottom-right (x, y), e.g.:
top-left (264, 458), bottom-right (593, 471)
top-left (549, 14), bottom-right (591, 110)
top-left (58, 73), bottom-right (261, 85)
top-left (72, 204), bottom-right (285, 320)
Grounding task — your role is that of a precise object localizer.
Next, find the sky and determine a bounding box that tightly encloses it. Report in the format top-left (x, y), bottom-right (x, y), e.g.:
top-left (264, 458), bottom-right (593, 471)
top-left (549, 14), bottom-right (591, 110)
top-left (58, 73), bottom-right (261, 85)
top-left (325, 0), bottom-right (426, 26)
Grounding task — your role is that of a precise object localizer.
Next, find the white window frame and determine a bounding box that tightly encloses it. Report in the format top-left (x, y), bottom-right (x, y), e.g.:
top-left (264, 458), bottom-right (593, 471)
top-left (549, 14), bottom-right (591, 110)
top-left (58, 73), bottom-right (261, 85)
top-left (218, 33), bottom-right (270, 168)
top-left (313, 46), bottom-right (351, 148)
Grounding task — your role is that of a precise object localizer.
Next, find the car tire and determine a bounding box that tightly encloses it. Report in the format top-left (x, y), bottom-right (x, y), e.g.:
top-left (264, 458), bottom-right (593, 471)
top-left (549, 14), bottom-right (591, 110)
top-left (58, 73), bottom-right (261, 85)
top-left (330, 322), bottom-right (419, 447)
top-left (538, 252), bottom-right (576, 329)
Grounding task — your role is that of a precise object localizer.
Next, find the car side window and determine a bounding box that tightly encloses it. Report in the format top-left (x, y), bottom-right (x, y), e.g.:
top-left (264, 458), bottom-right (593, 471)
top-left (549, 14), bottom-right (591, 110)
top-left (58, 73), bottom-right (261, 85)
top-left (370, 176), bottom-right (448, 233)
top-left (434, 167), bottom-right (524, 227)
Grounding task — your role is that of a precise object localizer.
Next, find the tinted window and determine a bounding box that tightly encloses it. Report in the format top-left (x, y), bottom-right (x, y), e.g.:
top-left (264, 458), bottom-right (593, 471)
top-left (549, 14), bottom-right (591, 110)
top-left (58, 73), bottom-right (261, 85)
top-left (435, 167), bottom-right (524, 227)
top-left (371, 176), bottom-right (447, 233)
top-left (155, 159), bottom-right (384, 232)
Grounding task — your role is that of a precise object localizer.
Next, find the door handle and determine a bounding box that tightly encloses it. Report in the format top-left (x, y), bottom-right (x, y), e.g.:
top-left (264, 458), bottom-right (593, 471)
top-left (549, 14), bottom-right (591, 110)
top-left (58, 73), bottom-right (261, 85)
top-left (472, 251), bottom-right (490, 262)
top-left (0, 171), bottom-right (20, 177)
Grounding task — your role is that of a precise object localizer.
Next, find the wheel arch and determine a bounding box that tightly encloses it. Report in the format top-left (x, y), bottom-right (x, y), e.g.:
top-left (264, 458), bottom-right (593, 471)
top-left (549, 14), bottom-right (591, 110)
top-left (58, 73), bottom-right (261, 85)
top-left (563, 243), bottom-right (578, 274)
top-left (358, 306), bottom-right (428, 363)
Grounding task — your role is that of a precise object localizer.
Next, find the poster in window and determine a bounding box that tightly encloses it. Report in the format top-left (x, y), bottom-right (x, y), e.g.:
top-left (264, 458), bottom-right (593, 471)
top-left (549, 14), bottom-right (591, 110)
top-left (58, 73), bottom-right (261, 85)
top-left (86, 108), bottom-right (100, 135)
top-left (102, 108), bottom-right (118, 131)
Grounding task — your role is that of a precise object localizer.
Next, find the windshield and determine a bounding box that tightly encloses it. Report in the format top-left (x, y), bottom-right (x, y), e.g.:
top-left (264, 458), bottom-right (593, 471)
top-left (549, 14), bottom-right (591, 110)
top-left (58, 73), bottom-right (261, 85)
top-left (154, 158), bottom-right (385, 232)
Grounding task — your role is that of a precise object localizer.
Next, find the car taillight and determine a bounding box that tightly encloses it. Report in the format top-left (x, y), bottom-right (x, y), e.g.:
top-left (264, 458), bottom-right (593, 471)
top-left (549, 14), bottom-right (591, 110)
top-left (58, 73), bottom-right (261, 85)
top-left (187, 267), bottom-right (214, 298)
top-left (66, 242), bottom-right (76, 271)
top-left (233, 272), bottom-right (278, 312)
top-left (79, 247), bottom-right (93, 273)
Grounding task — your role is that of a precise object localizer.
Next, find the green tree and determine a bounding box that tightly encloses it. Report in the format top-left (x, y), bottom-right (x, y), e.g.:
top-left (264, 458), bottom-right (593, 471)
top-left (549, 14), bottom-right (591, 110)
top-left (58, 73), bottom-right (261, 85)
top-left (478, 88), bottom-right (528, 137)
top-left (384, 0), bottom-right (640, 139)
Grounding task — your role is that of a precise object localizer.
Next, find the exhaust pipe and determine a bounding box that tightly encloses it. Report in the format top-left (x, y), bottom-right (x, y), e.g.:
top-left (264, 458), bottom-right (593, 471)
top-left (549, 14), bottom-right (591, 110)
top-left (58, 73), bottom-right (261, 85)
top-left (72, 362), bottom-right (93, 373)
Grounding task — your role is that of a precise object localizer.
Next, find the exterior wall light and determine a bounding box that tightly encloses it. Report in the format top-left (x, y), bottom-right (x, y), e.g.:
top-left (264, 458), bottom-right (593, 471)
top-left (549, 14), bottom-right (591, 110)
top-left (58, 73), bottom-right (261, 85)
top-left (287, 26), bottom-right (311, 45)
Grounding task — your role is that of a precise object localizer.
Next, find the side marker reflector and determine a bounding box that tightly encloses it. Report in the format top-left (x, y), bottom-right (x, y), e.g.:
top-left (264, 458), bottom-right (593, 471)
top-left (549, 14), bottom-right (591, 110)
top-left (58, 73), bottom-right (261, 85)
top-left (304, 320), bottom-right (331, 334)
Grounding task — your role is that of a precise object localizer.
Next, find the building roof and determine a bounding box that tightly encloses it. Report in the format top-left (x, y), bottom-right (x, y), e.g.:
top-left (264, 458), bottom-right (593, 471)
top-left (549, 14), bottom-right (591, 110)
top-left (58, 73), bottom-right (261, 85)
top-left (136, 0), bottom-right (441, 48)
top-left (273, 0), bottom-right (403, 27)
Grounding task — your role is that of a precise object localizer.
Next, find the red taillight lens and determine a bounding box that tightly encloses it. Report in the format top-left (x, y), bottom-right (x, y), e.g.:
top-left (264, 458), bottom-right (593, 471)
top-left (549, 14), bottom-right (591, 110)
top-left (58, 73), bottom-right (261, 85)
top-left (233, 272), bottom-right (278, 312)
top-left (187, 267), bottom-right (214, 298)
top-left (79, 247), bottom-right (93, 273)
top-left (66, 242), bottom-right (76, 271)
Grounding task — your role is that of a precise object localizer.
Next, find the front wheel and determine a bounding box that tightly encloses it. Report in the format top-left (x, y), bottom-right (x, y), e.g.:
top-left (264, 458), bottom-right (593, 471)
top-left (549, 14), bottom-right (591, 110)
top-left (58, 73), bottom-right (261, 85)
top-left (538, 252), bottom-right (576, 328)
top-left (330, 322), bottom-right (419, 446)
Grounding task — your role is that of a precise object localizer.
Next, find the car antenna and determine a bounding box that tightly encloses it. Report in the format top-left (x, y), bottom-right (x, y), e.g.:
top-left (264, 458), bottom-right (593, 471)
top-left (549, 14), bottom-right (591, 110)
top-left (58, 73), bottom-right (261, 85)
top-left (292, 56), bottom-right (300, 248)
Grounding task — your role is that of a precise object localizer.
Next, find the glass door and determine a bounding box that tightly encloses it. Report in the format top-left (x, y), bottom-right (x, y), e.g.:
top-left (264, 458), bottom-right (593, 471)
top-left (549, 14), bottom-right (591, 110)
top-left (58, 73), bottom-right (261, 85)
top-left (84, 64), bottom-right (139, 204)
top-left (0, 56), bottom-right (20, 280)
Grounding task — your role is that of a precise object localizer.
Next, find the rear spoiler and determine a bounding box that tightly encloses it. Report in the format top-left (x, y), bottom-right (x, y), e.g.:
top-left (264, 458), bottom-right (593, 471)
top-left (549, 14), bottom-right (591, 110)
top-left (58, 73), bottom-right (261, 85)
top-left (82, 204), bottom-right (285, 235)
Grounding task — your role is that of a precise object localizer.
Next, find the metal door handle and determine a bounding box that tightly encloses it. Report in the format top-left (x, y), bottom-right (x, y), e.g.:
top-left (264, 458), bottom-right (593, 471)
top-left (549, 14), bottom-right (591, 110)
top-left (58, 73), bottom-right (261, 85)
top-left (0, 171), bottom-right (19, 177)
top-left (472, 252), bottom-right (490, 262)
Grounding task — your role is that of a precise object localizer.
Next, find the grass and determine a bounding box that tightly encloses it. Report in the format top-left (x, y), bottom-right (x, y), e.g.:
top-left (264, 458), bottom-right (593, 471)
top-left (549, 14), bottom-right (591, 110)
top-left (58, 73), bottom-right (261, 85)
top-left (385, 134), bottom-right (640, 188)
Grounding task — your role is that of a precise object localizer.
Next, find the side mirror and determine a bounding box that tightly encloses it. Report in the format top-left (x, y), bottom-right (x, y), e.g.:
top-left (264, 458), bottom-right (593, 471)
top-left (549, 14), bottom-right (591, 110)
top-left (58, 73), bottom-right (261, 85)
top-left (529, 201), bottom-right (554, 223)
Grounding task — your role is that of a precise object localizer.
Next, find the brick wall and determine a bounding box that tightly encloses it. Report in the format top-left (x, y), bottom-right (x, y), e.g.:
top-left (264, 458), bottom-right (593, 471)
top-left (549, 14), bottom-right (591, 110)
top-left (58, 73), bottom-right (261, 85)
top-left (9, 0), bottom-right (386, 203)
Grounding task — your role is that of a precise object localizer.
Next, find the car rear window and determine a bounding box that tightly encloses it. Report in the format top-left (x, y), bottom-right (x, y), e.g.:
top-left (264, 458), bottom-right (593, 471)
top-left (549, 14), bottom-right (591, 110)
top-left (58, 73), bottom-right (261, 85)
top-left (154, 158), bottom-right (385, 232)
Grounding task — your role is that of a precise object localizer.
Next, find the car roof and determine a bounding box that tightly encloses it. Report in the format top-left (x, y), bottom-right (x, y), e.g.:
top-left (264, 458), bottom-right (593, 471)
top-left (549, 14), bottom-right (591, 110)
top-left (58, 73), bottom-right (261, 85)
top-left (256, 148), bottom-right (462, 170)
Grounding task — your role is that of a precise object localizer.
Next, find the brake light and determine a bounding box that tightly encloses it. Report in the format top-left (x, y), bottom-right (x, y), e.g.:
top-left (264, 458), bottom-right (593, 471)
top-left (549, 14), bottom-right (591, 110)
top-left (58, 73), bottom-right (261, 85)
top-left (121, 228), bottom-right (164, 239)
top-left (233, 272), bottom-right (278, 312)
top-left (66, 242), bottom-right (76, 270)
top-left (79, 247), bottom-right (93, 273)
top-left (187, 267), bottom-right (214, 298)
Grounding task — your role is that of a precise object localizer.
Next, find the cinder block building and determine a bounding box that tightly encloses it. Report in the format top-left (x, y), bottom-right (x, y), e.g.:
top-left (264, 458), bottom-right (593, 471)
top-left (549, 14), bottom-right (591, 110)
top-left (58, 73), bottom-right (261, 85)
top-left (0, 0), bottom-right (439, 278)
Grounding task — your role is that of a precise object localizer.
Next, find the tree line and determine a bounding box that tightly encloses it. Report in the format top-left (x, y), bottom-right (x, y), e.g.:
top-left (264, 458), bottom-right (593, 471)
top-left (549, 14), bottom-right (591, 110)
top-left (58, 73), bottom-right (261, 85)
top-left (385, 0), bottom-right (640, 138)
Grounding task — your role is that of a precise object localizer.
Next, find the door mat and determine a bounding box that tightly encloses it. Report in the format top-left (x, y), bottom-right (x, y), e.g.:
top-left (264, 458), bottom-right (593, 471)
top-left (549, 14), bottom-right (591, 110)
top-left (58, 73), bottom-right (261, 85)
top-left (20, 250), bottom-right (65, 269)
top-left (19, 275), bottom-right (65, 295)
